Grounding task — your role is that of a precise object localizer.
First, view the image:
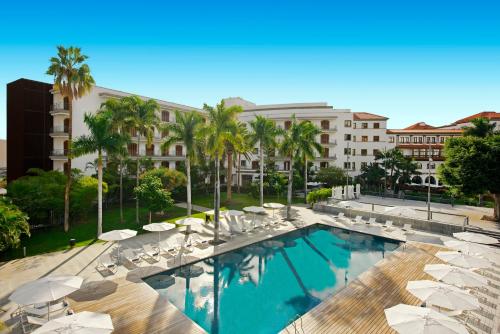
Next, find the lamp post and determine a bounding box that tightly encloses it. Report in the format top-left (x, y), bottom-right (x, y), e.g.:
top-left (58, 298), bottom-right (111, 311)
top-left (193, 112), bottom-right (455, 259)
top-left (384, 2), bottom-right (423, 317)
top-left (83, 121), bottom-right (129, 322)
top-left (427, 140), bottom-right (432, 220)
top-left (345, 141), bottom-right (350, 199)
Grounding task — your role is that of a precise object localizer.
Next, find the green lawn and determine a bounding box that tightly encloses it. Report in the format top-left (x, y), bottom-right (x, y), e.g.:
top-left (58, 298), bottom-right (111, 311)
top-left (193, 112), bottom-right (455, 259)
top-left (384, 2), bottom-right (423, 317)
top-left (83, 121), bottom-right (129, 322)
top-left (1, 204), bottom-right (203, 260)
top-left (192, 191), bottom-right (303, 211)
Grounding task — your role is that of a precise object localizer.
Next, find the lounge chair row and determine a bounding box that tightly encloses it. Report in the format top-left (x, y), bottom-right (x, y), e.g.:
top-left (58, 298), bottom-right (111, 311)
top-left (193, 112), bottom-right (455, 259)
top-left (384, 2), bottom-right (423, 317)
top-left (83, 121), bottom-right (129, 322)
top-left (334, 212), bottom-right (415, 234)
top-left (219, 212), bottom-right (281, 238)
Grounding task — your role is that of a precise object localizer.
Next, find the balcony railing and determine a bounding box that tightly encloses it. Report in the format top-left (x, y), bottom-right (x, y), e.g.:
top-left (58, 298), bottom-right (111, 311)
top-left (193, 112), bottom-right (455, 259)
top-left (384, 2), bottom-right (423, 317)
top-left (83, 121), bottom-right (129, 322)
top-left (50, 149), bottom-right (68, 156)
top-left (51, 103), bottom-right (69, 111)
top-left (50, 126), bottom-right (68, 134)
top-left (321, 126), bottom-right (338, 131)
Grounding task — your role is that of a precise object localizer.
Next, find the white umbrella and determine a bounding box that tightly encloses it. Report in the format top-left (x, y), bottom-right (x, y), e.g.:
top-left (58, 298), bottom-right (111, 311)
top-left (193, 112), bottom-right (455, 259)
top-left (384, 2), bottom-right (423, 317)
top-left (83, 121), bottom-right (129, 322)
top-left (263, 203), bottom-right (285, 220)
top-left (176, 217), bottom-right (204, 234)
top-left (32, 311), bottom-right (113, 334)
top-left (143, 222), bottom-right (175, 244)
top-left (10, 276), bottom-right (83, 305)
top-left (384, 206), bottom-right (417, 217)
top-left (453, 232), bottom-right (498, 245)
top-left (99, 229), bottom-right (137, 264)
top-left (226, 210), bottom-right (244, 216)
top-left (406, 280), bottom-right (479, 311)
top-left (435, 251), bottom-right (491, 269)
top-left (384, 304), bottom-right (469, 334)
top-left (337, 201), bottom-right (363, 209)
top-left (444, 240), bottom-right (494, 255)
top-left (424, 264), bottom-right (488, 288)
top-left (243, 206), bottom-right (266, 214)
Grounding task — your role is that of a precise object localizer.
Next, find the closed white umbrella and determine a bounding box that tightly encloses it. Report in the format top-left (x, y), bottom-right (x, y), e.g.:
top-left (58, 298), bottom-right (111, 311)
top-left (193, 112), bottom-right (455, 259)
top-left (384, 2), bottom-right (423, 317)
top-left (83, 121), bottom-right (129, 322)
top-left (406, 280), bottom-right (479, 311)
top-left (384, 304), bottom-right (469, 334)
top-left (99, 229), bottom-right (137, 264)
top-left (9, 276), bottom-right (83, 305)
top-left (436, 251), bottom-right (491, 269)
top-left (444, 240), bottom-right (500, 264)
top-left (453, 232), bottom-right (498, 245)
top-left (424, 264), bottom-right (488, 288)
top-left (176, 217), bottom-right (204, 234)
top-left (32, 311), bottom-right (113, 334)
top-left (143, 222), bottom-right (175, 244)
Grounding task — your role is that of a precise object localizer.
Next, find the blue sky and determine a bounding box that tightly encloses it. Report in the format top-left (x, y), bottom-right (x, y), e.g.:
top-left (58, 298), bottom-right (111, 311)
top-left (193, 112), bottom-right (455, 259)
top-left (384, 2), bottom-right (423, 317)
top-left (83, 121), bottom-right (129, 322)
top-left (1, 0), bottom-right (500, 138)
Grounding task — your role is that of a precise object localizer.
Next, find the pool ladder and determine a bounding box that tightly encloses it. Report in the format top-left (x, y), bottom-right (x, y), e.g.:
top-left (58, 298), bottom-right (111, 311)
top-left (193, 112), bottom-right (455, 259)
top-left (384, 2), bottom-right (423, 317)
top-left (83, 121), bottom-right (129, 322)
top-left (285, 314), bottom-right (305, 334)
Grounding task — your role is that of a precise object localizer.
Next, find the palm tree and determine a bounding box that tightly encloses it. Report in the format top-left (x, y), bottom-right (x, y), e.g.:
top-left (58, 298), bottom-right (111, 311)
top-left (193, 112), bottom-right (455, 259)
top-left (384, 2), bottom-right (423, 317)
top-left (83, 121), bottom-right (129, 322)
top-left (161, 110), bottom-right (203, 216)
top-left (297, 121), bottom-right (323, 203)
top-left (463, 117), bottom-right (496, 138)
top-left (73, 111), bottom-right (126, 236)
top-left (100, 98), bottom-right (134, 223)
top-left (123, 96), bottom-right (160, 223)
top-left (397, 156), bottom-right (420, 186)
top-left (46, 46), bottom-right (95, 232)
top-left (224, 120), bottom-right (246, 202)
top-left (249, 116), bottom-right (279, 206)
top-left (198, 101), bottom-right (242, 243)
top-left (235, 122), bottom-right (252, 194)
top-left (375, 148), bottom-right (403, 192)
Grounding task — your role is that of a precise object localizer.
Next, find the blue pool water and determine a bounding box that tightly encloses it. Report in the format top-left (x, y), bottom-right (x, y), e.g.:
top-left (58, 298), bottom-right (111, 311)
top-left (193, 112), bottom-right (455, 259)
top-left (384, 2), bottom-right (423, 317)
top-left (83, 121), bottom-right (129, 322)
top-left (144, 225), bottom-right (400, 334)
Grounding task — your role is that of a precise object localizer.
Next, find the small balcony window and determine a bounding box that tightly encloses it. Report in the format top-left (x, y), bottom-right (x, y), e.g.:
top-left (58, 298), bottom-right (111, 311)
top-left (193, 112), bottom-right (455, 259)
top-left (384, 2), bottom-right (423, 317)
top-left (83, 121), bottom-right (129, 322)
top-left (321, 120), bottom-right (330, 130)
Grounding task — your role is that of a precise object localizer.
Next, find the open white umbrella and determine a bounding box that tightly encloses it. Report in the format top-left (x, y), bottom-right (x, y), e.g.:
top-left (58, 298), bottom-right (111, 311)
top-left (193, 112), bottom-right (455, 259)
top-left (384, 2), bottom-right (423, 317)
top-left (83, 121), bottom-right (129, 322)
top-left (444, 240), bottom-right (500, 265)
top-left (424, 264), bottom-right (488, 288)
top-left (99, 229), bottom-right (137, 264)
top-left (32, 311), bottom-right (113, 334)
top-left (263, 203), bottom-right (285, 220)
top-left (143, 222), bottom-right (175, 244)
top-left (243, 206), bottom-right (267, 228)
top-left (176, 217), bottom-right (204, 234)
top-left (226, 210), bottom-right (244, 216)
top-left (384, 304), bottom-right (469, 334)
top-left (10, 276), bottom-right (83, 305)
top-left (436, 251), bottom-right (491, 269)
top-left (453, 232), bottom-right (498, 245)
top-left (406, 280), bottom-right (479, 311)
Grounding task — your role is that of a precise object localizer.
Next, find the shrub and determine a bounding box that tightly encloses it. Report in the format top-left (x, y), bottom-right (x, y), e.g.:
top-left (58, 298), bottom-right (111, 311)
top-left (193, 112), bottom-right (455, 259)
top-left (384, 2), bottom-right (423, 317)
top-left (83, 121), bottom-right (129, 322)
top-left (306, 188), bottom-right (331, 204)
top-left (0, 197), bottom-right (30, 252)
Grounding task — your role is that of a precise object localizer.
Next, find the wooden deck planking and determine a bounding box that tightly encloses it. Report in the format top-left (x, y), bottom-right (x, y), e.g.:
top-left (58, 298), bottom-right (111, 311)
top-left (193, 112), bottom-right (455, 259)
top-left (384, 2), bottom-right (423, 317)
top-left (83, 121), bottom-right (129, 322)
top-left (281, 242), bottom-right (446, 334)
top-left (68, 278), bottom-right (206, 334)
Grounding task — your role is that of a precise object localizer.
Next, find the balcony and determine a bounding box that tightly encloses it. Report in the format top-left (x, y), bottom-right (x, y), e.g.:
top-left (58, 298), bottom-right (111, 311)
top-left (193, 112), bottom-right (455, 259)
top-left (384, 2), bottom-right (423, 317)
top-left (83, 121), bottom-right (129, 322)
top-left (49, 103), bottom-right (69, 117)
top-left (49, 149), bottom-right (68, 160)
top-left (319, 154), bottom-right (337, 160)
top-left (408, 155), bottom-right (445, 161)
top-left (320, 140), bottom-right (337, 146)
top-left (321, 126), bottom-right (338, 132)
top-left (49, 126), bottom-right (69, 138)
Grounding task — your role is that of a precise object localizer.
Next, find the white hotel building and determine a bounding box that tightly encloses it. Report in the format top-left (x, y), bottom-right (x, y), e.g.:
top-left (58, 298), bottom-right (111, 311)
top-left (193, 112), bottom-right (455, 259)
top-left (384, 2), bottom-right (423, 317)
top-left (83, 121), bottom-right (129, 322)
top-left (11, 81), bottom-right (389, 184)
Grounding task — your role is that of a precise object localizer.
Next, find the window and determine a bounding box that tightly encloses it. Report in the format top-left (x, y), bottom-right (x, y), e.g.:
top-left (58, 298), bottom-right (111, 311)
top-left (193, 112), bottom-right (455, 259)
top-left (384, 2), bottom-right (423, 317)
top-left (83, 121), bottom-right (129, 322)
top-left (373, 136), bottom-right (380, 142)
top-left (321, 120), bottom-right (330, 130)
top-left (361, 149), bottom-right (368, 156)
top-left (129, 127), bottom-right (137, 137)
top-left (128, 143), bottom-right (138, 156)
top-left (362, 136), bottom-right (368, 142)
top-left (344, 134), bottom-right (351, 141)
top-left (343, 162), bottom-right (351, 169)
top-left (389, 136), bottom-right (395, 143)
top-left (161, 111), bottom-right (170, 122)
top-left (284, 161), bottom-right (290, 171)
top-left (413, 137), bottom-right (419, 143)
top-left (351, 149), bottom-right (356, 156)
top-left (353, 135), bottom-right (357, 142)
top-left (361, 162), bottom-right (368, 169)
top-left (63, 97), bottom-right (69, 110)
top-left (320, 134), bottom-right (329, 144)
top-left (362, 122), bottom-right (368, 129)
top-left (353, 123), bottom-right (357, 129)
top-left (440, 136), bottom-right (446, 143)
top-left (175, 161), bottom-right (181, 170)
top-left (252, 161), bottom-right (259, 169)
top-left (284, 120), bottom-right (291, 130)
top-left (373, 122), bottom-right (380, 129)
top-left (241, 160), bottom-right (247, 167)
top-left (175, 145), bottom-right (183, 156)
top-left (344, 120), bottom-right (352, 127)
top-left (253, 148), bottom-right (258, 155)
top-left (146, 145), bottom-right (155, 156)
top-left (320, 162), bottom-right (329, 168)
top-left (161, 161), bottom-right (169, 168)
top-left (417, 163), bottom-right (423, 169)
top-left (322, 147), bottom-right (329, 158)
top-left (162, 146), bottom-right (169, 156)
top-left (344, 148), bottom-right (351, 155)
top-left (373, 149), bottom-right (380, 156)
top-left (161, 129), bottom-right (168, 138)
top-left (352, 162), bottom-right (356, 170)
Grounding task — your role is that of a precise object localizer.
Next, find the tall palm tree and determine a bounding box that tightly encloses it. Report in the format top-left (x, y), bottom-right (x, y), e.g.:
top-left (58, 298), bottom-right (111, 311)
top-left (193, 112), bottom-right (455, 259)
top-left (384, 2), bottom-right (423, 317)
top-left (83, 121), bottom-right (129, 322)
top-left (235, 122), bottom-right (252, 194)
top-left (198, 101), bottom-right (242, 243)
top-left (100, 98), bottom-right (134, 223)
top-left (249, 116), bottom-right (279, 206)
top-left (73, 111), bottom-right (126, 236)
top-left (161, 110), bottom-right (203, 216)
top-left (123, 96), bottom-right (160, 223)
top-left (297, 121), bottom-right (323, 203)
top-left (397, 156), bottom-right (420, 186)
top-left (375, 148), bottom-right (403, 192)
top-left (224, 120), bottom-right (246, 202)
top-left (46, 46), bottom-right (95, 232)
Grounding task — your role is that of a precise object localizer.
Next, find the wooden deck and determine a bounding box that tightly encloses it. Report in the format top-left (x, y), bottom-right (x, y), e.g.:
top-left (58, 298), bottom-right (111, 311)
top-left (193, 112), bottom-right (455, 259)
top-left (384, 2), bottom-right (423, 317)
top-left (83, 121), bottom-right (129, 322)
top-left (68, 277), bottom-right (205, 334)
top-left (281, 242), bottom-right (445, 334)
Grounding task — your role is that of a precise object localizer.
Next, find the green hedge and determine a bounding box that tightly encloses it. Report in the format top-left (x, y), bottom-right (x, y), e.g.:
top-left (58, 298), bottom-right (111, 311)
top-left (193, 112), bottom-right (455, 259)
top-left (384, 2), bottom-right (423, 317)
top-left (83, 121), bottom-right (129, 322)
top-left (306, 188), bottom-right (331, 204)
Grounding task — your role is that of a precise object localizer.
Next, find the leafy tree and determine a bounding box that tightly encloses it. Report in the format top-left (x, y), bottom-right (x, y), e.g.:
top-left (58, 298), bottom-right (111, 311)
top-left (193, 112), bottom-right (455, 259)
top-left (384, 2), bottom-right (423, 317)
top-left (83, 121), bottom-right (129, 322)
top-left (249, 116), bottom-right (279, 206)
top-left (358, 163), bottom-right (385, 190)
top-left (123, 96), bottom-right (160, 223)
top-left (161, 110), bottom-right (203, 215)
top-left (439, 135), bottom-right (500, 221)
top-left (316, 166), bottom-right (348, 187)
top-left (73, 111), bottom-right (127, 236)
top-left (134, 174), bottom-right (174, 223)
top-left (463, 117), bottom-right (496, 138)
top-left (46, 45), bottom-right (95, 232)
top-left (296, 121), bottom-right (322, 203)
top-left (306, 188), bottom-right (332, 204)
top-left (71, 175), bottom-right (108, 219)
top-left (0, 198), bottom-right (30, 252)
top-left (140, 167), bottom-right (186, 191)
top-left (198, 100), bottom-right (242, 242)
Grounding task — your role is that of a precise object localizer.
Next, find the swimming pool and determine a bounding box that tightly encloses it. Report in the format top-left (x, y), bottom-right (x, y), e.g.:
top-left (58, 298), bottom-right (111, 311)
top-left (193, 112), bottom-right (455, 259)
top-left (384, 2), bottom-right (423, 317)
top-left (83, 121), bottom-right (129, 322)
top-left (144, 224), bottom-right (400, 334)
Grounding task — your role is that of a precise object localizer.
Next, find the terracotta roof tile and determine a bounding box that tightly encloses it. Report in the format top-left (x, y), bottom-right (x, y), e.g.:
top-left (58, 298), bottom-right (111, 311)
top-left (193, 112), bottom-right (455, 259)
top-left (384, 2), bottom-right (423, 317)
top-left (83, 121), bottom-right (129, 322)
top-left (353, 112), bottom-right (388, 121)
top-left (403, 122), bottom-right (436, 130)
top-left (453, 111), bottom-right (500, 125)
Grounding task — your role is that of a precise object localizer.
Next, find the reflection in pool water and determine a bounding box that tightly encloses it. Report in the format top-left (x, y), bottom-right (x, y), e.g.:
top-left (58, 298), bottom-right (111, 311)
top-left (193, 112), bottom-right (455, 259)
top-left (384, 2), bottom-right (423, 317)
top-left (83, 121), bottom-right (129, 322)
top-left (144, 224), bottom-right (400, 334)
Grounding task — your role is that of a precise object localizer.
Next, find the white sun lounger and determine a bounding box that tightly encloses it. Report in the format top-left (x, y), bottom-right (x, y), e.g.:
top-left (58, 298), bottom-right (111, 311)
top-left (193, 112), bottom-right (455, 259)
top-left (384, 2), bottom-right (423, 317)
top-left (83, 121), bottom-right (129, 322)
top-left (189, 234), bottom-right (209, 247)
top-left (141, 244), bottom-right (160, 261)
top-left (122, 249), bottom-right (142, 265)
top-left (366, 217), bottom-right (376, 225)
top-left (159, 240), bottom-right (179, 257)
top-left (383, 220), bottom-right (394, 231)
top-left (402, 223), bottom-right (415, 235)
top-left (96, 253), bottom-right (117, 273)
top-left (336, 212), bottom-right (346, 220)
top-left (353, 215), bottom-right (364, 224)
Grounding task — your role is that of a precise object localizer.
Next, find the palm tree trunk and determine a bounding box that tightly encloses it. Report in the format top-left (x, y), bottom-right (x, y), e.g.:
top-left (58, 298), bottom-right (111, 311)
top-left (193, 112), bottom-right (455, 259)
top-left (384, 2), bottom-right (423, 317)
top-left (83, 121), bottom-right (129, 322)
top-left (259, 143), bottom-right (264, 206)
top-left (237, 152), bottom-right (241, 193)
top-left (186, 156), bottom-right (192, 216)
top-left (227, 150), bottom-right (233, 202)
top-left (149, 211), bottom-right (152, 223)
top-left (214, 154), bottom-right (220, 242)
top-left (304, 157), bottom-right (308, 204)
top-left (63, 98), bottom-right (73, 232)
top-left (287, 157), bottom-right (293, 220)
top-left (97, 151), bottom-right (103, 236)
top-left (493, 193), bottom-right (500, 222)
top-left (119, 158), bottom-right (123, 223)
top-left (136, 135), bottom-right (140, 223)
